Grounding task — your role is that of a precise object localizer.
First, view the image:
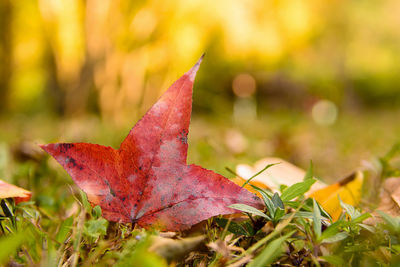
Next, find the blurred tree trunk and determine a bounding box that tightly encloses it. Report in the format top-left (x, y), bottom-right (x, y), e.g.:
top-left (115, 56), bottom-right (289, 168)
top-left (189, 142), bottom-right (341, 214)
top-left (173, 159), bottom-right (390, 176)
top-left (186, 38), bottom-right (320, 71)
top-left (40, 0), bottom-right (98, 117)
top-left (64, 50), bottom-right (97, 116)
top-left (64, 0), bottom-right (98, 117)
top-left (43, 40), bottom-right (65, 115)
top-left (0, 0), bottom-right (12, 112)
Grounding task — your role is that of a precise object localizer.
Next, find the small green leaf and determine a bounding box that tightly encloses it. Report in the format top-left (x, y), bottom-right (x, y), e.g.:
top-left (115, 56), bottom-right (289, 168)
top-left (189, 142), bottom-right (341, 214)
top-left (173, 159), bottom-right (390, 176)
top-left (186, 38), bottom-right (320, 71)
top-left (274, 208), bottom-right (285, 221)
top-left (80, 190), bottom-right (92, 213)
top-left (312, 199), bottom-right (321, 239)
top-left (0, 232), bottom-right (26, 263)
top-left (1, 199), bottom-right (14, 218)
top-left (321, 232), bottom-right (348, 244)
top-left (242, 221), bottom-right (256, 236)
top-left (318, 202), bottom-right (333, 221)
top-left (272, 193), bottom-right (284, 209)
top-left (116, 236), bottom-right (167, 267)
top-left (264, 195), bottom-right (275, 218)
top-left (229, 204), bottom-right (270, 219)
top-left (358, 223), bottom-right (375, 233)
top-left (303, 160), bottom-right (313, 181)
top-left (36, 195), bottom-right (55, 208)
top-left (1, 199), bottom-right (16, 228)
top-left (92, 205), bottom-right (102, 219)
top-left (381, 142), bottom-right (400, 162)
top-left (319, 221), bottom-right (348, 241)
top-left (16, 201), bottom-right (35, 207)
top-left (84, 218), bottom-right (108, 239)
top-left (55, 216), bottom-right (74, 244)
top-left (248, 231), bottom-right (294, 267)
top-left (351, 212), bottom-right (371, 223)
top-left (320, 255), bottom-right (347, 266)
top-left (250, 184), bottom-right (273, 197)
top-left (252, 185), bottom-right (275, 218)
top-left (281, 179), bottom-right (316, 201)
top-left (339, 197), bottom-right (361, 219)
top-left (215, 218), bottom-right (250, 236)
top-left (377, 210), bottom-right (400, 233)
top-left (282, 211), bottom-right (314, 220)
top-left (250, 186), bottom-right (275, 214)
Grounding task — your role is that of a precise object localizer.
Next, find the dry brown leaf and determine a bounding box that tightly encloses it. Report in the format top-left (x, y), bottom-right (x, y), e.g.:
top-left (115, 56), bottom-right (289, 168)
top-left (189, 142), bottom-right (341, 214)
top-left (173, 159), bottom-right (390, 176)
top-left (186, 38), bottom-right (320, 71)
top-left (12, 141), bottom-right (45, 162)
top-left (208, 239), bottom-right (231, 259)
top-left (149, 235), bottom-right (206, 263)
top-left (375, 177), bottom-right (400, 217)
top-left (364, 177), bottom-right (400, 225)
top-left (226, 255), bottom-right (253, 267)
top-left (158, 232), bottom-right (177, 238)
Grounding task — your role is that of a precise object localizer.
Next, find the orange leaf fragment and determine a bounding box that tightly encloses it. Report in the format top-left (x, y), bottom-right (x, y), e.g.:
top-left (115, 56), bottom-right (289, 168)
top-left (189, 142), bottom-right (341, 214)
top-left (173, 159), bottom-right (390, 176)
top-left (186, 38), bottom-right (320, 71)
top-left (0, 179), bottom-right (32, 204)
top-left (230, 177), bottom-right (268, 195)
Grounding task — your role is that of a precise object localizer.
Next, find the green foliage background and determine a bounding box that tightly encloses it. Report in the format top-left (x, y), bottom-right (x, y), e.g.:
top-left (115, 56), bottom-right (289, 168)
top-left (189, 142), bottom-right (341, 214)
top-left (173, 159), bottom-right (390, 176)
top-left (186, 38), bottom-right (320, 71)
top-left (1, 0), bottom-right (400, 115)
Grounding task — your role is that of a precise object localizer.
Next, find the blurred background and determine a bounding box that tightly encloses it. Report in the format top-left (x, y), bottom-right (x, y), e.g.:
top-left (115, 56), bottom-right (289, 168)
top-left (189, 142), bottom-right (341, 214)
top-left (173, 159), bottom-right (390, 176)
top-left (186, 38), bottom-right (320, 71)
top-left (1, 0), bottom-right (400, 183)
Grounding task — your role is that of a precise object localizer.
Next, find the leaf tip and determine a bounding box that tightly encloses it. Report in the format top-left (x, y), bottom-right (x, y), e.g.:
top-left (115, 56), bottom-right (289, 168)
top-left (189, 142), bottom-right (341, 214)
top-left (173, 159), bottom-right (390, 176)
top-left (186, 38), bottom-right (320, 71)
top-left (38, 143), bottom-right (63, 155)
top-left (187, 54), bottom-right (204, 82)
top-left (38, 143), bottom-right (47, 151)
top-left (38, 143), bottom-right (52, 153)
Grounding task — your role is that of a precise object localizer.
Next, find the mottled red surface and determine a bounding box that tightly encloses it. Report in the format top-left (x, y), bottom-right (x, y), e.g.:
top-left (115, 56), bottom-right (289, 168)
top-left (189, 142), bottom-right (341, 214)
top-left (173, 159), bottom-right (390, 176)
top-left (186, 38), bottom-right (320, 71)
top-left (40, 57), bottom-right (262, 231)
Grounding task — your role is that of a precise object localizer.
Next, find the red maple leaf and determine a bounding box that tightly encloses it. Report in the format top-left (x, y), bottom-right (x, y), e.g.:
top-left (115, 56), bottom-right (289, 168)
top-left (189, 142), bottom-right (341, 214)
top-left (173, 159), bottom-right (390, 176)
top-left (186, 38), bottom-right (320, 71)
top-left (40, 57), bottom-right (263, 231)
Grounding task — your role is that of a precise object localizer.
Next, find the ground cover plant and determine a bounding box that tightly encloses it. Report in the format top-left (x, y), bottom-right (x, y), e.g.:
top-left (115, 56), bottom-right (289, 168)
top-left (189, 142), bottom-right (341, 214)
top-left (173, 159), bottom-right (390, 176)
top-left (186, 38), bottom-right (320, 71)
top-left (1, 148), bottom-right (400, 266)
top-left (1, 61), bottom-right (400, 266)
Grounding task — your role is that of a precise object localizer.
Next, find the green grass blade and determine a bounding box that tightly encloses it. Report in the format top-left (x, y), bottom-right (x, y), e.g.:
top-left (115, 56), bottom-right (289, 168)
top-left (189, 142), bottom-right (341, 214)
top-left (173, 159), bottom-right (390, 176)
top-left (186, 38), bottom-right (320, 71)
top-left (228, 213), bottom-right (296, 265)
top-left (242, 163), bottom-right (280, 188)
top-left (321, 232), bottom-right (348, 244)
top-left (320, 255), bottom-right (347, 266)
top-left (313, 199), bottom-right (321, 239)
top-left (263, 195), bottom-right (275, 218)
top-left (272, 193), bottom-right (284, 209)
top-left (248, 231), bottom-right (294, 267)
top-left (377, 210), bottom-right (400, 233)
top-left (303, 160), bottom-right (314, 181)
top-left (339, 197), bottom-right (361, 220)
top-left (229, 204), bottom-right (270, 219)
top-left (55, 216), bottom-right (74, 244)
top-left (0, 232), bottom-right (26, 264)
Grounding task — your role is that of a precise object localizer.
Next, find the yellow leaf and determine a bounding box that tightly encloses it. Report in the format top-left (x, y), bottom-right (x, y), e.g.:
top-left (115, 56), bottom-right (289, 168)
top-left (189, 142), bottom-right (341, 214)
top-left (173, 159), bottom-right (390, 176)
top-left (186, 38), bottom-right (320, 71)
top-left (233, 158), bottom-right (363, 221)
top-left (309, 171), bottom-right (363, 221)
